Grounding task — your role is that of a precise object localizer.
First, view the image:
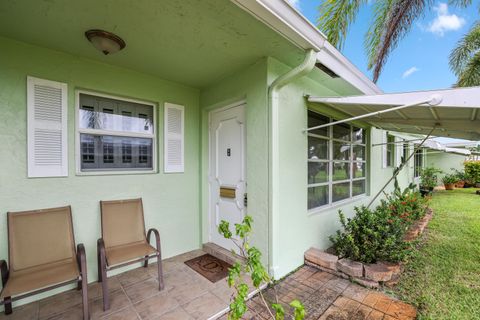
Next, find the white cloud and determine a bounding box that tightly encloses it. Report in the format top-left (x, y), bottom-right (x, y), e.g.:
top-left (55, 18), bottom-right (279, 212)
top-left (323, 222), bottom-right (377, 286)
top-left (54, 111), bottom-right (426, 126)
top-left (286, 0), bottom-right (300, 9)
top-left (427, 3), bottom-right (465, 36)
top-left (402, 67), bottom-right (419, 79)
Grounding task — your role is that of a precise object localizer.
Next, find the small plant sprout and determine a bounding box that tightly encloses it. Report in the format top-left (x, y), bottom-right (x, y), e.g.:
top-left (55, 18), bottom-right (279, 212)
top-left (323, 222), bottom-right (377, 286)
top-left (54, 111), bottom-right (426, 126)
top-left (218, 216), bottom-right (305, 320)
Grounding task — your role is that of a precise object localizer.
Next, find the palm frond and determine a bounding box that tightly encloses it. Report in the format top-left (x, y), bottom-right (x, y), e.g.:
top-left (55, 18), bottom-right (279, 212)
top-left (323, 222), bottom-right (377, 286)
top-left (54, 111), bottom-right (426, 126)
top-left (456, 51), bottom-right (480, 87)
top-left (366, 0), bottom-right (433, 82)
top-left (448, 0), bottom-right (473, 7)
top-left (317, 0), bottom-right (367, 50)
top-left (449, 22), bottom-right (480, 76)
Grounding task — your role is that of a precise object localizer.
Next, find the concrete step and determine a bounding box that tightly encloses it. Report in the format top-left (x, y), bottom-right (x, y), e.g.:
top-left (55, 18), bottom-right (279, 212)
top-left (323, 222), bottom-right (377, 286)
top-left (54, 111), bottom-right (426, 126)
top-left (202, 242), bottom-right (244, 266)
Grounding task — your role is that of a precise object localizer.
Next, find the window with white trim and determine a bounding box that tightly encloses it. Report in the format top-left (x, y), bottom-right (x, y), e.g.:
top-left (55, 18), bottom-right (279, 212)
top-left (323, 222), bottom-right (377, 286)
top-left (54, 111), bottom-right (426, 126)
top-left (307, 110), bottom-right (367, 210)
top-left (414, 147), bottom-right (424, 178)
top-left (77, 92), bottom-right (155, 172)
top-left (386, 135), bottom-right (395, 167)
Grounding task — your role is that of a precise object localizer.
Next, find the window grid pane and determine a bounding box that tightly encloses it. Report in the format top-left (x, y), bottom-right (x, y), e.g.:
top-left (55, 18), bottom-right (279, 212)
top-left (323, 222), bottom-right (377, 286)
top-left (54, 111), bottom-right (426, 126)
top-left (307, 110), bottom-right (367, 210)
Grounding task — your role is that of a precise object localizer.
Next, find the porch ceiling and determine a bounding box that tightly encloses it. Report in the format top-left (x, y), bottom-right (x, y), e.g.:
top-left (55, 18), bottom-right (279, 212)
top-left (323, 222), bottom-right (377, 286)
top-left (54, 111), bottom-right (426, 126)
top-left (0, 0), bottom-right (305, 88)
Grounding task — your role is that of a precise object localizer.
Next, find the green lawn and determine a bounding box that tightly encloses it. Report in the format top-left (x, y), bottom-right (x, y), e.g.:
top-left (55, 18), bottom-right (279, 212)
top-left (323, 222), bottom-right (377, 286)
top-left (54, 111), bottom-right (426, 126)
top-left (393, 188), bottom-right (480, 320)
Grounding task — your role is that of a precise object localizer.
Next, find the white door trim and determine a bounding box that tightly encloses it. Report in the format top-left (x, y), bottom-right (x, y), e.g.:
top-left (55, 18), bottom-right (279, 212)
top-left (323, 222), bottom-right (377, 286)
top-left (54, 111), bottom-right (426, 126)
top-left (208, 101), bottom-right (247, 249)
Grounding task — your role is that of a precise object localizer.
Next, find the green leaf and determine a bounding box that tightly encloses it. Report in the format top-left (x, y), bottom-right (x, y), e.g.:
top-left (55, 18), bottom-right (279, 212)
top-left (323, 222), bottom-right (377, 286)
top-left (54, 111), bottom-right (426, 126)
top-left (218, 220), bottom-right (232, 239)
top-left (290, 300), bottom-right (306, 320)
top-left (271, 303), bottom-right (285, 320)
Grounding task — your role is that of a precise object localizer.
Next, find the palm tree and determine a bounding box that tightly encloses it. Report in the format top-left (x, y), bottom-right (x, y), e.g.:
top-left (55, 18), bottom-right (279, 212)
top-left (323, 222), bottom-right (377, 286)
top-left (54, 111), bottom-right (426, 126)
top-left (317, 0), bottom-right (473, 83)
top-left (449, 21), bottom-right (480, 86)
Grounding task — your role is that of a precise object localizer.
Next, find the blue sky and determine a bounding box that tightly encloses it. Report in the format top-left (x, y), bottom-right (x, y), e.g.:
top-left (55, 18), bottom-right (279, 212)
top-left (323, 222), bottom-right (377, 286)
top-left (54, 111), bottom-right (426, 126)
top-left (289, 1), bottom-right (478, 93)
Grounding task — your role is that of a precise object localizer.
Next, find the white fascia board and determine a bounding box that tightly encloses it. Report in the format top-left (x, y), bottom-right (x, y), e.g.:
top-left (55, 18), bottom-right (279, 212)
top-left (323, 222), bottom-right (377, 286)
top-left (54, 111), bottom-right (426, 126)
top-left (230, 0), bottom-right (381, 95)
top-left (309, 86), bottom-right (480, 108)
top-left (230, 0), bottom-right (325, 50)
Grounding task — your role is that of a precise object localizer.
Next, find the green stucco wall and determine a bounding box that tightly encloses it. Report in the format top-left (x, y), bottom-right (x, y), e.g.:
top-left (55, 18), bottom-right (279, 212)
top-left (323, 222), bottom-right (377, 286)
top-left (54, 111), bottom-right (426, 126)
top-left (426, 152), bottom-right (466, 183)
top-left (0, 36), bottom-right (201, 306)
top-left (200, 58), bottom-right (270, 263)
top-left (267, 57), bottom-right (417, 278)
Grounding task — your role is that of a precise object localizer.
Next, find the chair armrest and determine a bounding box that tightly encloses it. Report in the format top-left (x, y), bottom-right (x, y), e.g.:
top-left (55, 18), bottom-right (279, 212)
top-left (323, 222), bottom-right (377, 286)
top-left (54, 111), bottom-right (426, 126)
top-left (76, 244), bottom-right (88, 282)
top-left (0, 260), bottom-right (8, 287)
top-left (147, 228), bottom-right (161, 253)
top-left (97, 238), bottom-right (106, 257)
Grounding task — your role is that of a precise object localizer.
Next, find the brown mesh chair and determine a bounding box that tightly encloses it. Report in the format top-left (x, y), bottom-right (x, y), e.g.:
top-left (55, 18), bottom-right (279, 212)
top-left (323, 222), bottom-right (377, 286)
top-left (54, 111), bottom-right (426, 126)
top-left (97, 198), bottom-right (163, 311)
top-left (0, 206), bottom-right (88, 319)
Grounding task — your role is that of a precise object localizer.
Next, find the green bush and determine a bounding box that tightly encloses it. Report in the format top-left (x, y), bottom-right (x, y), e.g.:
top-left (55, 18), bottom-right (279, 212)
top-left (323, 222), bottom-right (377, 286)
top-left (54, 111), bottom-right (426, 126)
top-left (464, 161), bottom-right (480, 184)
top-left (330, 184), bottom-right (427, 264)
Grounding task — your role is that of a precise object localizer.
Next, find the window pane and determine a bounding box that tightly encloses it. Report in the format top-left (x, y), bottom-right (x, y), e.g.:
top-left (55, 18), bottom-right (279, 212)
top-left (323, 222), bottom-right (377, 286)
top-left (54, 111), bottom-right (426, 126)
top-left (333, 162), bottom-right (350, 181)
top-left (352, 145), bottom-right (365, 161)
top-left (353, 127), bottom-right (365, 144)
top-left (353, 162), bottom-right (366, 178)
top-left (333, 142), bottom-right (350, 160)
top-left (79, 94), bottom-right (154, 134)
top-left (308, 111), bottom-right (329, 137)
top-left (308, 162), bottom-right (329, 184)
top-left (332, 123), bottom-right (351, 141)
top-left (308, 136), bottom-right (329, 160)
top-left (353, 180), bottom-right (366, 196)
top-left (308, 185), bottom-right (328, 209)
top-left (333, 182), bottom-right (350, 202)
top-left (80, 134), bottom-right (153, 171)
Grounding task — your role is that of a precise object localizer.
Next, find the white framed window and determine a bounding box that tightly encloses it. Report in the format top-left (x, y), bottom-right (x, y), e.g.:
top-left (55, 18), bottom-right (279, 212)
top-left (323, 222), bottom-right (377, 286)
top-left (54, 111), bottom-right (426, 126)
top-left (75, 91), bottom-right (157, 174)
top-left (307, 110), bottom-right (367, 211)
top-left (414, 147), bottom-right (424, 178)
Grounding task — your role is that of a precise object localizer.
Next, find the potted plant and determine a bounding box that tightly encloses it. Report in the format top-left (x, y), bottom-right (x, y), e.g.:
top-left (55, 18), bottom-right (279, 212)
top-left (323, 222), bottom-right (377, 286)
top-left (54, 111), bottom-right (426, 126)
top-left (452, 169), bottom-right (466, 188)
top-left (419, 167), bottom-right (442, 196)
top-left (442, 174), bottom-right (458, 190)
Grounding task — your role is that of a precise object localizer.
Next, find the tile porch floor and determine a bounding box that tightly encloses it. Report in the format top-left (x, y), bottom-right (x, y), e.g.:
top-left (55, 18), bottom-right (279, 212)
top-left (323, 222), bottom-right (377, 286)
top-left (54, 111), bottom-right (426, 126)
top-left (0, 249), bottom-right (248, 320)
top-left (0, 253), bottom-right (416, 320)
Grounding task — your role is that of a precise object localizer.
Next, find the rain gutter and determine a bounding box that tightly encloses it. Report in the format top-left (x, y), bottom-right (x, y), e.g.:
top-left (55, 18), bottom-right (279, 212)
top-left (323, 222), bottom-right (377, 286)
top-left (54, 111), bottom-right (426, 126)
top-left (267, 48), bottom-right (317, 277)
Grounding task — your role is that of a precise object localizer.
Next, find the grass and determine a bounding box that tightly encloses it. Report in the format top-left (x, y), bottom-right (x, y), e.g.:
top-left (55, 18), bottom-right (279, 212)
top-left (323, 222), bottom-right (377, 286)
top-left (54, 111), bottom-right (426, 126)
top-left (393, 188), bottom-right (480, 320)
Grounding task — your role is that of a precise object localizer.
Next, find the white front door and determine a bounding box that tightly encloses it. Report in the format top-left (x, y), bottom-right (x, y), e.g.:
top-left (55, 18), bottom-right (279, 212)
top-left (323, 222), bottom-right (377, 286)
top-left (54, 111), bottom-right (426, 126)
top-left (209, 103), bottom-right (246, 251)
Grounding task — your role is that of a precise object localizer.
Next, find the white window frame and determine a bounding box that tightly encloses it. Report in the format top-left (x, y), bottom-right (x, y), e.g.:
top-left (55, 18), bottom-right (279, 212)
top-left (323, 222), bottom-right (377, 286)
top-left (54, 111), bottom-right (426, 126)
top-left (307, 110), bottom-right (368, 214)
top-left (75, 90), bottom-right (157, 175)
top-left (413, 146), bottom-right (425, 178)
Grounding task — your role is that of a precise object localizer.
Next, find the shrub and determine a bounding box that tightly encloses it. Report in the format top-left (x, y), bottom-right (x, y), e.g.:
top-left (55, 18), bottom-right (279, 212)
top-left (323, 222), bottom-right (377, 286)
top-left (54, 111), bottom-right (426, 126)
top-left (330, 184), bottom-right (427, 264)
top-left (330, 206), bottom-right (410, 264)
top-left (383, 183), bottom-right (428, 223)
top-left (464, 161), bottom-right (480, 184)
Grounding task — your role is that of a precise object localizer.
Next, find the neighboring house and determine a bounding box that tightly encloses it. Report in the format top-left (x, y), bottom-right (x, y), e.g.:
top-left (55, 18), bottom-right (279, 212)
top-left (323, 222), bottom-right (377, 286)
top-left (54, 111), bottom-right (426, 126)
top-left (0, 0), bottom-right (479, 307)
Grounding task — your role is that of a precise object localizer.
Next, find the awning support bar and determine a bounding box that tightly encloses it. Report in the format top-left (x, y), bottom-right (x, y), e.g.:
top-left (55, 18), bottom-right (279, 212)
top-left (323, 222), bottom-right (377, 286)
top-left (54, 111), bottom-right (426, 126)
top-left (367, 127), bottom-right (436, 209)
top-left (372, 137), bottom-right (436, 147)
top-left (305, 99), bottom-right (432, 132)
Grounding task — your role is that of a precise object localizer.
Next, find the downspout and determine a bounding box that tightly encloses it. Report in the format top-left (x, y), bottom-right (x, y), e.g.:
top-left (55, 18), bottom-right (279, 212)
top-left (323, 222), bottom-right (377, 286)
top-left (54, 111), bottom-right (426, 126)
top-left (267, 49), bottom-right (317, 277)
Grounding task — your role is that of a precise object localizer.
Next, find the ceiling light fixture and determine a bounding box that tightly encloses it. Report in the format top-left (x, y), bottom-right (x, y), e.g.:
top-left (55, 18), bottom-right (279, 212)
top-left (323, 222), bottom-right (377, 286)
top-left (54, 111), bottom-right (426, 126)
top-left (85, 29), bottom-right (126, 55)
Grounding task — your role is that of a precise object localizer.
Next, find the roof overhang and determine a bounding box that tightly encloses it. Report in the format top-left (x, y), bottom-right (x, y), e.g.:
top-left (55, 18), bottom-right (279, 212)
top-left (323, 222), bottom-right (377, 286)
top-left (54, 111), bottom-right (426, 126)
top-left (308, 87), bottom-right (480, 140)
top-left (230, 0), bottom-right (382, 95)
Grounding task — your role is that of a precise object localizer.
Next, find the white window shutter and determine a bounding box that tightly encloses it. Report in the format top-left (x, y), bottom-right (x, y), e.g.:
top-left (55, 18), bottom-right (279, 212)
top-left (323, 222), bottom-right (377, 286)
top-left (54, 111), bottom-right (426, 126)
top-left (27, 76), bottom-right (68, 177)
top-left (164, 103), bottom-right (184, 173)
top-left (382, 131), bottom-right (387, 168)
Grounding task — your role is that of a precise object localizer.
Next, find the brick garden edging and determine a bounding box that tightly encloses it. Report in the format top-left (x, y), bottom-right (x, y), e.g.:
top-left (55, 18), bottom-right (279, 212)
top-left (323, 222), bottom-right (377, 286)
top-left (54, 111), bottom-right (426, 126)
top-left (305, 208), bottom-right (433, 289)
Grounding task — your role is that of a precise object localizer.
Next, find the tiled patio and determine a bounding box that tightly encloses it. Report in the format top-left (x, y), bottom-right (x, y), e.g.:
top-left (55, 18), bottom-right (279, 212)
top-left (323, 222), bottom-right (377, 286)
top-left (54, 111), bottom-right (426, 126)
top-left (220, 266), bottom-right (416, 320)
top-left (0, 255), bottom-right (416, 320)
top-left (0, 249), bottom-right (252, 320)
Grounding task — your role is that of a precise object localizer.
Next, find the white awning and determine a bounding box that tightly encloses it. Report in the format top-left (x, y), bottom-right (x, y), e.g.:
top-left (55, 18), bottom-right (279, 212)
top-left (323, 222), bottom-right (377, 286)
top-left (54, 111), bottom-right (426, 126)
top-left (308, 87), bottom-right (480, 140)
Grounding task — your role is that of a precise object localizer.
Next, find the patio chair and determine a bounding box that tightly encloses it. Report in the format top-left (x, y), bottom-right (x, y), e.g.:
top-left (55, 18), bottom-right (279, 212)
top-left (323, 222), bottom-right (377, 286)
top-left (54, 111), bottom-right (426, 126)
top-left (97, 198), bottom-right (163, 311)
top-left (0, 206), bottom-right (89, 319)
